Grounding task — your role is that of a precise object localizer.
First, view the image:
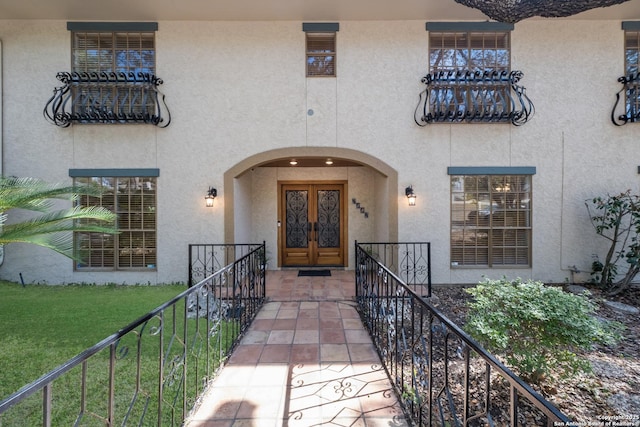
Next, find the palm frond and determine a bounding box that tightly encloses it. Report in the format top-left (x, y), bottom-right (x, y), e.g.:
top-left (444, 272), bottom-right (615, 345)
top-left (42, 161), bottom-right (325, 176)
top-left (0, 206), bottom-right (117, 242)
top-left (0, 177), bottom-right (119, 260)
top-left (0, 177), bottom-right (105, 213)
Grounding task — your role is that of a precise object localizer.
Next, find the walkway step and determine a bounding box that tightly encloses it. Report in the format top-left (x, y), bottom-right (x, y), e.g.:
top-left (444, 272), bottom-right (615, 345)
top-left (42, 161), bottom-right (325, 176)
top-left (184, 270), bottom-right (409, 426)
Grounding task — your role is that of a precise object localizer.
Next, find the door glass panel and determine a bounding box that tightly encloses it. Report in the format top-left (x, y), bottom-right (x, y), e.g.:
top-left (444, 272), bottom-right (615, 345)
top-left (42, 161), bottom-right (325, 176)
top-left (285, 190), bottom-right (309, 248)
top-left (317, 190), bottom-right (340, 248)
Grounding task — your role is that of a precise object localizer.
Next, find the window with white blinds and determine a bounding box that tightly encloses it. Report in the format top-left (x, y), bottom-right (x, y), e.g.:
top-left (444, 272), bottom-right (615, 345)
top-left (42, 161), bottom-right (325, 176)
top-left (306, 33), bottom-right (336, 77)
top-left (74, 176), bottom-right (157, 270)
top-left (450, 174), bottom-right (531, 267)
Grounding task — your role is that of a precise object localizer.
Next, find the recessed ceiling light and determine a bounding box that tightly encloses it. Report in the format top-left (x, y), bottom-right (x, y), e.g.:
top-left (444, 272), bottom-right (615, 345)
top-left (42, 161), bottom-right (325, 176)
top-left (289, 159), bottom-right (298, 166)
top-left (325, 158), bottom-right (333, 165)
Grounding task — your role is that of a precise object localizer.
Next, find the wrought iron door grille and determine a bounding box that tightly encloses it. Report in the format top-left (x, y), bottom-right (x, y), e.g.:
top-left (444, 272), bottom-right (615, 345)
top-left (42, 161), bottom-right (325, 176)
top-left (44, 71), bottom-right (171, 127)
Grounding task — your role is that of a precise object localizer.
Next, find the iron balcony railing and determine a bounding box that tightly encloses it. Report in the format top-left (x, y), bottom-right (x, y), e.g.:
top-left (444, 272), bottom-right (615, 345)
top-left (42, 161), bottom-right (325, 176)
top-left (0, 244), bottom-right (265, 426)
top-left (356, 241), bottom-right (432, 297)
top-left (354, 243), bottom-right (570, 427)
top-left (611, 72), bottom-right (640, 125)
top-left (43, 71), bottom-right (171, 128)
top-left (414, 70), bottom-right (535, 126)
top-left (189, 243), bottom-right (265, 287)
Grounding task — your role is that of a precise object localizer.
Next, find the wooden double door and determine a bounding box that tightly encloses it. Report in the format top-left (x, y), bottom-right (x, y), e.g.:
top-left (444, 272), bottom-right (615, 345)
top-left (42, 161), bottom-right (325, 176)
top-left (279, 182), bottom-right (347, 267)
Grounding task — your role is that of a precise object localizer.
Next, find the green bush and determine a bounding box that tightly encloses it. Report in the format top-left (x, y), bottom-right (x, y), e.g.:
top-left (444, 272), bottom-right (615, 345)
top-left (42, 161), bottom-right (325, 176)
top-left (464, 278), bottom-right (622, 384)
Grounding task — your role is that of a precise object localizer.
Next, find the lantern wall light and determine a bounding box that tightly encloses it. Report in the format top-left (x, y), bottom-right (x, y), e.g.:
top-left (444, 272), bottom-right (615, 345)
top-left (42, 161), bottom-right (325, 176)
top-left (205, 187), bottom-right (217, 207)
top-left (405, 185), bottom-right (417, 206)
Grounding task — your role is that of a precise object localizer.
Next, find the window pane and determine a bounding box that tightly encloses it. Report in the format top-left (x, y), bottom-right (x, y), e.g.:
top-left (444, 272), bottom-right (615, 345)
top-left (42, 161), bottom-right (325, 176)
top-left (72, 30), bottom-right (156, 118)
top-left (74, 176), bottom-right (156, 270)
top-left (429, 31), bottom-right (510, 117)
top-left (625, 30), bottom-right (640, 120)
top-left (306, 33), bottom-right (336, 77)
top-left (430, 31), bottom-right (510, 73)
top-left (451, 174), bottom-right (531, 267)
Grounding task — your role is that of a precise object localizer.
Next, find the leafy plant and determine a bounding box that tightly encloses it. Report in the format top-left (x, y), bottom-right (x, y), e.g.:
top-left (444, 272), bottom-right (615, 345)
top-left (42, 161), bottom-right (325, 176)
top-left (585, 190), bottom-right (640, 295)
top-left (0, 177), bottom-right (117, 260)
top-left (465, 278), bottom-right (622, 384)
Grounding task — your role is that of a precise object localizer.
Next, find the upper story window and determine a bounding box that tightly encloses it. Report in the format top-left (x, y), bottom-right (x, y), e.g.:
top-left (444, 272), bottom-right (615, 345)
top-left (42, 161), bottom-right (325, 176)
top-left (449, 167), bottom-right (534, 268)
top-left (44, 22), bottom-right (171, 128)
top-left (72, 31), bottom-right (155, 75)
top-left (621, 24), bottom-right (640, 123)
top-left (303, 23), bottom-right (339, 77)
top-left (415, 22), bottom-right (533, 126)
top-left (429, 30), bottom-right (510, 74)
top-left (71, 24), bottom-right (156, 121)
top-left (71, 169), bottom-right (158, 271)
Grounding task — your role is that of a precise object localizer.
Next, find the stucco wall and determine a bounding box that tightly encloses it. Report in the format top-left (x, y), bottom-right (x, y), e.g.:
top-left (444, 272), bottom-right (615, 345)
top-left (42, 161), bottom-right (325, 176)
top-left (0, 19), bottom-right (637, 285)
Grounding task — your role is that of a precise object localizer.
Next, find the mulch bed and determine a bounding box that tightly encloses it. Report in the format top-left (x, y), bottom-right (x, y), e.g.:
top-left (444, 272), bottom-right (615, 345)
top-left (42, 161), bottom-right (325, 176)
top-left (428, 284), bottom-right (640, 423)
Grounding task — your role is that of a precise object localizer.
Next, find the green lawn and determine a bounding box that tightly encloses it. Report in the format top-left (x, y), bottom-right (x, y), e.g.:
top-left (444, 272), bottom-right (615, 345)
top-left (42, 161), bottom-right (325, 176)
top-left (0, 281), bottom-right (190, 424)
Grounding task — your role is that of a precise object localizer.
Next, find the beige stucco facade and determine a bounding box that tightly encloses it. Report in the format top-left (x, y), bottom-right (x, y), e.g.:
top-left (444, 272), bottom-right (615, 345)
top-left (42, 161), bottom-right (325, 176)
top-left (0, 12), bottom-right (639, 285)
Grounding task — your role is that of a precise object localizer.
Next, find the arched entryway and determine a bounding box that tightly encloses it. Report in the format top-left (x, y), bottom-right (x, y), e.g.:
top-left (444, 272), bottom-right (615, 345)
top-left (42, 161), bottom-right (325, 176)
top-left (223, 147), bottom-right (398, 269)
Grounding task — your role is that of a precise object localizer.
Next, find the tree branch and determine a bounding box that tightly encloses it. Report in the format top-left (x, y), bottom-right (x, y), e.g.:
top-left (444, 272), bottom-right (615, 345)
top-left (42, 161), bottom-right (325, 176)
top-left (454, 0), bottom-right (631, 23)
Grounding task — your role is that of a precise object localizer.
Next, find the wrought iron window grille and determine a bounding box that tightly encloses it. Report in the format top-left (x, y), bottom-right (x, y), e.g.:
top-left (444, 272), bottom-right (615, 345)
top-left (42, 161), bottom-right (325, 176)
top-left (414, 70), bottom-right (534, 126)
top-left (611, 72), bottom-right (640, 126)
top-left (44, 71), bottom-right (171, 128)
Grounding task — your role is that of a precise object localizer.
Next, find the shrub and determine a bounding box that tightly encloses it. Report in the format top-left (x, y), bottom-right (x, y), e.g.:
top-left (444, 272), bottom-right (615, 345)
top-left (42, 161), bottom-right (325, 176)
top-left (586, 190), bottom-right (640, 296)
top-left (465, 278), bottom-right (622, 384)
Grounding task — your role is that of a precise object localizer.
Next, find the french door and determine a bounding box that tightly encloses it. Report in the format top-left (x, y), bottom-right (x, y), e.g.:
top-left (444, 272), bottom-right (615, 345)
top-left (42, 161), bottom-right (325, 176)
top-left (279, 182), bottom-right (346, 267)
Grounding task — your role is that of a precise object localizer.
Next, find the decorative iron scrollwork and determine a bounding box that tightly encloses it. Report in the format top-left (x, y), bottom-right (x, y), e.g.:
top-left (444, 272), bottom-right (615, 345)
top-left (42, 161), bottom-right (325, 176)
top-left (43, 71), bottom-right (171, 128)
top-left (414, 70), bottom-right (534, 126)
top-left (611, 73), bottom-right (640, 126)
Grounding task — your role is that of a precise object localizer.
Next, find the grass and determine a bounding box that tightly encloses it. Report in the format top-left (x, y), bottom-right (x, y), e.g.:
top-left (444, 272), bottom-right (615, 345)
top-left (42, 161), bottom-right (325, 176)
top-left (0, 281), bottom-right (185, 396)
top-left (0, 280), bottom-right (238, 426)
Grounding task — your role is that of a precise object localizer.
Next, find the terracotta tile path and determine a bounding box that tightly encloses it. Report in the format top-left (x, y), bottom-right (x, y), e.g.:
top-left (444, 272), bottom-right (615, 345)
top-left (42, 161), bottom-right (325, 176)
top-left (185, 269), bottom-right (409, 427)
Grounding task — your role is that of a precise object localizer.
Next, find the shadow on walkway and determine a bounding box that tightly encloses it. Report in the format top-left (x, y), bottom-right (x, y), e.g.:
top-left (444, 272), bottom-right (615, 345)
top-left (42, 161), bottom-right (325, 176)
top-left (185, 270), bottom-right (408, 426)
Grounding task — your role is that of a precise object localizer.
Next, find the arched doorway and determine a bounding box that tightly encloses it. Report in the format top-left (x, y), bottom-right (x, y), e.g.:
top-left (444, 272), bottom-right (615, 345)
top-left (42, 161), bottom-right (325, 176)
top-left (224, 147), bottom-right (398, 269)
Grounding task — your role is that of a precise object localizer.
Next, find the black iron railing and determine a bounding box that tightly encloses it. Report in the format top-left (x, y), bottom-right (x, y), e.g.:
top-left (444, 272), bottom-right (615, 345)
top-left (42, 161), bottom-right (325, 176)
top-left (189, 243), bottom-right (265, 287)
top-left (0, 245), bottom-right (265, 426)
top-left (611, 72), bottom-right (640, 126)
top-left (43, 71), bottom-right (171, 128)
top-left (356, 241), bottom-right (431, 297)
top-left (354, 243), bottom-right (570, 426)
top-left (414, 70), bottom-right (534, 126)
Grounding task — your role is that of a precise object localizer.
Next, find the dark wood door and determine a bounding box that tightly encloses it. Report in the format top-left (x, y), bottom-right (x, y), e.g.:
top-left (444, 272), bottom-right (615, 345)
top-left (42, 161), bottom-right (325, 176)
top-left (279, 182), bottom-right (346, 267)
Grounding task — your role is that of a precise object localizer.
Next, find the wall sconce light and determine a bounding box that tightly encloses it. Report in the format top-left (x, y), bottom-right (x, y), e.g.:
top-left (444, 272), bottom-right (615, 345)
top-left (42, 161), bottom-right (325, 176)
top-left (205, 187), bottom-right (217, 207)
top-left (405, 185), bottom-right (417, 206)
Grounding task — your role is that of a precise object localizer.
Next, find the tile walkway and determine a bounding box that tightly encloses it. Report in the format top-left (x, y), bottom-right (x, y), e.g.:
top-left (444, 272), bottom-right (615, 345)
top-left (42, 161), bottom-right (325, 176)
top-left (185, 269), bottom-right (409, 427)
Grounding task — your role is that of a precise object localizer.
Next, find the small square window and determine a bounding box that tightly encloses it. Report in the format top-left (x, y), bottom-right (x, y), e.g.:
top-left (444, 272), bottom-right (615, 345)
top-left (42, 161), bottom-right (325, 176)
top-left (306, 33), bottom-right (336, 77)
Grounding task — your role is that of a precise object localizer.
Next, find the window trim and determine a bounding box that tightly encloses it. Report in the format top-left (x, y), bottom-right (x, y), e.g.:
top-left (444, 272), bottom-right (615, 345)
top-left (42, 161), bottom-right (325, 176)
top-left (302, 22), bottom-right (339, 33)
top-left (67, 22), bottom-right (158, 32)
top-left (70, 168), bottom-right (160, 178)
top-left (622, 21), bottom-right (640, 31)
top-left (448, 167), bottom-right (536, 176)
top-left (426, 22), bottom-right (514, 32)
